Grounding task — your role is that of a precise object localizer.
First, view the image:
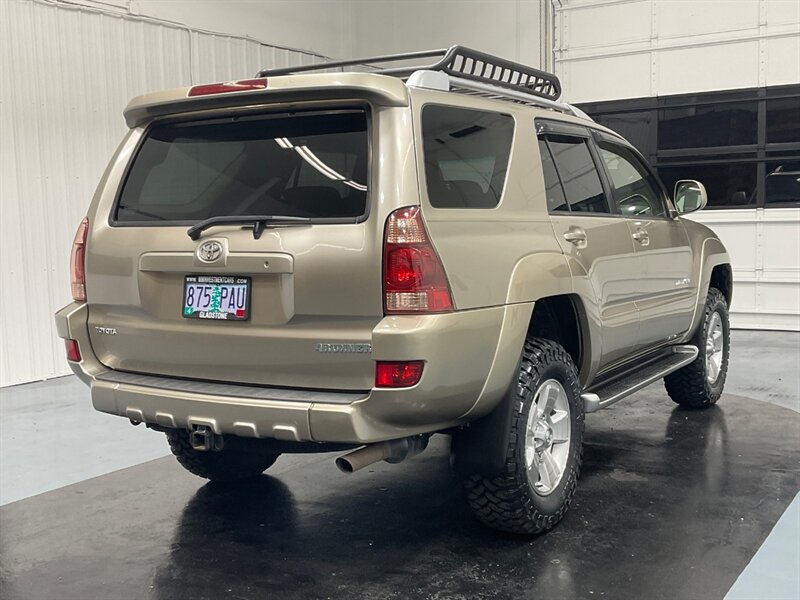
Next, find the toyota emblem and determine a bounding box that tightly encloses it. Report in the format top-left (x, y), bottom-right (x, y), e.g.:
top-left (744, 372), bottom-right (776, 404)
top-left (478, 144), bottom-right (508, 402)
top-left (198, 240), bottom-right (223, 262)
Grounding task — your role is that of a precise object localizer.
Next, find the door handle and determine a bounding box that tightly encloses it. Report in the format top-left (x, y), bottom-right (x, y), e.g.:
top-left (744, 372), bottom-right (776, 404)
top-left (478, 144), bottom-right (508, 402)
top-left (632, 230), bottom-right (650, 245)
top-left (563, 228), bottom-right (587, 246)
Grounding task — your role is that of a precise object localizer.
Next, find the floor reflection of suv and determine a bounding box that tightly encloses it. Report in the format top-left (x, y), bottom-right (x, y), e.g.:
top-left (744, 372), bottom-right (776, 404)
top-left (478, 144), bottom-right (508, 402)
top-left (55, 47), bottom-right (732, 535)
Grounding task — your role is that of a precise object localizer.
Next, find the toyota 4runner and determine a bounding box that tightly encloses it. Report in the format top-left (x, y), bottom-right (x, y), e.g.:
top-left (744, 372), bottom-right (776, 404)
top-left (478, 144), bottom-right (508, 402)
top-left (55, 47), bottom-right (732, 534)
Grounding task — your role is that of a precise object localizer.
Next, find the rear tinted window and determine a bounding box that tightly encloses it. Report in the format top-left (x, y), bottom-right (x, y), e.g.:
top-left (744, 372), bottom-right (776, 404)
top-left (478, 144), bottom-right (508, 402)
top-left (545, 135), bottom-right (609, 213)
top-left (538, 139), bottom-right (569, 212)
top-left (421, 105), bottom-right (514, 208)
top-left (116, 110), bottom-right (368, 223)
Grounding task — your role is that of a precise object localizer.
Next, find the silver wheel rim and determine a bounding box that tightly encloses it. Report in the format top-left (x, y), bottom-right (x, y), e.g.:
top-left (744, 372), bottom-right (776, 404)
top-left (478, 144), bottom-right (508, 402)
top-left (524, 379), bottom-right (571, 496)
top-left (705, 311), bottom-right (724, 384)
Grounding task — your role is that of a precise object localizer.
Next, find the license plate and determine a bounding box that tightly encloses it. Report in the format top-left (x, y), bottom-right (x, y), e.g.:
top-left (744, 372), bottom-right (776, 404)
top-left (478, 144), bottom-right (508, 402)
top-left (182, 275), bottom-right (251, 321)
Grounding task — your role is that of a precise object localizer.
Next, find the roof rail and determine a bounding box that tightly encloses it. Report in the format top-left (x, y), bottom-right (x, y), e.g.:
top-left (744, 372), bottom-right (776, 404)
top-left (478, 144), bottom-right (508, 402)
top-left (256, 45), bottom-right (562, 102)
top-left (407, 72), bottom-right (591, 120)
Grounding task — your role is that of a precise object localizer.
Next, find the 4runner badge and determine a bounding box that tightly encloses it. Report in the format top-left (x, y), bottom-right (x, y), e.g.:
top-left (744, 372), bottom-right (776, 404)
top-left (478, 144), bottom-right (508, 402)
top-left (197, 240), bottom-right (223, 262)
top-left (315, 343), bottom-right (372, 354)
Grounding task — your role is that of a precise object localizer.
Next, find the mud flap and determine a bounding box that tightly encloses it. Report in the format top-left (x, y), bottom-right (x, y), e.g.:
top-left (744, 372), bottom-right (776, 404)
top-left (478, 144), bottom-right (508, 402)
top-left (450, 356), bottom-right (521, 476)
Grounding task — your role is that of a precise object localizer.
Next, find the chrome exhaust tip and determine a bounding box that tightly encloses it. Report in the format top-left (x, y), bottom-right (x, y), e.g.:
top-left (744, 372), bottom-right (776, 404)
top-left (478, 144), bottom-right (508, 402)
top-left (335, 435), bottom-right (430, 473)
top-left (335, 443), bottom-right (391, 473)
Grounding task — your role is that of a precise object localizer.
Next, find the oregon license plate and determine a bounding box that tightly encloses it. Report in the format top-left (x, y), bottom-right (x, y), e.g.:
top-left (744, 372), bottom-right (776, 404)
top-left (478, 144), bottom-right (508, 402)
top-left (182, 275), bottom-right (251, 321)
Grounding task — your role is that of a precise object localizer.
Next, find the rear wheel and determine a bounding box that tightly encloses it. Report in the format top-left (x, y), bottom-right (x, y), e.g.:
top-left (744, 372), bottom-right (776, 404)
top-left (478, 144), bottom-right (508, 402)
top-left (664, 287), bottom-right (730, 409)
top-left (463, 338), bottom-right (584, 534)
top-left (166, 429), bottom-right (280, 482)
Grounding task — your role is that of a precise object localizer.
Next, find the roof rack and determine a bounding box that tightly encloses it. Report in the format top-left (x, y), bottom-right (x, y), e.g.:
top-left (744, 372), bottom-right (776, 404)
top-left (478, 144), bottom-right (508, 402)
top-left (257, 45), bottom-right (562, 103)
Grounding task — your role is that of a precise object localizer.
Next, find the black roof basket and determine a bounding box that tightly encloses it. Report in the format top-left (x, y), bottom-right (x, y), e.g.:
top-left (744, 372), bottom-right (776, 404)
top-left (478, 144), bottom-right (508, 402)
top-left (257, 45), bottom-right (561, 102)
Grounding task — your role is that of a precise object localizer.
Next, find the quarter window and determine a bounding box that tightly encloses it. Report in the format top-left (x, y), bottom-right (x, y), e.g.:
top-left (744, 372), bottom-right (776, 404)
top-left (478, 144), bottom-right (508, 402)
top-left (421, 105), bottom-right (514, 208)
top-left (598, 141), bottom-right (668, 217)
top-left (545, 135), bottom-right (610, 214)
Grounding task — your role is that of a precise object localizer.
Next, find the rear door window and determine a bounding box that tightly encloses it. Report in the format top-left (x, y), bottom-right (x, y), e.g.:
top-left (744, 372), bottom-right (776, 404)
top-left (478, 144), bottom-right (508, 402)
top-left (544, 135), bottom-right (610, 214)
top-left (538, 138), bottom-right (570, 212)
top-left (421, 105), bottom-right (514, 208)
top-left (115, 110), bottom-right (369, 223)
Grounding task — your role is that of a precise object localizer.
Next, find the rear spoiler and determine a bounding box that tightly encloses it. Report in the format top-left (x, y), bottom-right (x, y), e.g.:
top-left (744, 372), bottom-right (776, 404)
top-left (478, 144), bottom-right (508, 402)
top-left (123, 72), bottom-right (410, 128)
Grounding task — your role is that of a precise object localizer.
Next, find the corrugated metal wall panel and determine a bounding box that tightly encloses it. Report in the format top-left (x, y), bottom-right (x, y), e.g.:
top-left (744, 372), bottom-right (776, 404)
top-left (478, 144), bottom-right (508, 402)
top-left (0, 0), bottom-right (330, 386)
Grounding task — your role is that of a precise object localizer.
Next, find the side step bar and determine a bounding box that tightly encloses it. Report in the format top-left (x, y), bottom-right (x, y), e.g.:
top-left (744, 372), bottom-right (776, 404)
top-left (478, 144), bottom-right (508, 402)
top-left (581, 345), bottom-right (699, 414)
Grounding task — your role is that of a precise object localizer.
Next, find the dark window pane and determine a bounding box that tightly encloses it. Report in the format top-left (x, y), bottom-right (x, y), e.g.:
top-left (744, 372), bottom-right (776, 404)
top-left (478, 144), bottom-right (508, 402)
top-left (592, 111), bottom-right (656, 157)
top-left (117, 111), bottom-right (368, 222)
top-left (657, 164), bottom-right (757, 208)
top-left (658, 102), bottom-right (758, 150)
top-left (538, 139), bottom-right (569, 212)
top-left (422, 106), bottom-right (514, 208)
top-left (546, 136), bottom-right (609, 213)
top-left (765, 161), bottom-right (800, 205)
top-left (766, 97), bottom-right (800, 144)
top-left (598, 142), bottom-right (667, 217)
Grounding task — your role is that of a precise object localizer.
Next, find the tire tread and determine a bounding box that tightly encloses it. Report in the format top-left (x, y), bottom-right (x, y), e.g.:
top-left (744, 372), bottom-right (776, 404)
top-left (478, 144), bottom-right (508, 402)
top-left (664, 287), bottom-right (729, 409)
top-left (464, 338), bottom-right (584, 535)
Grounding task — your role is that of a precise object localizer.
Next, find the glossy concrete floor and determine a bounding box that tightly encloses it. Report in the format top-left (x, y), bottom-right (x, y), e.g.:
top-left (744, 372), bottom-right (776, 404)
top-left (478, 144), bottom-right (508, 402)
top-left (1, 331), bottom-right (799, 600)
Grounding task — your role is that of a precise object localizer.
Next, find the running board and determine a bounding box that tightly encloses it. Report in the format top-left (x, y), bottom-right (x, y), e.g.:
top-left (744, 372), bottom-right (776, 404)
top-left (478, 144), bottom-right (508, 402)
top-left (581, 345), bottom-right (699, 414)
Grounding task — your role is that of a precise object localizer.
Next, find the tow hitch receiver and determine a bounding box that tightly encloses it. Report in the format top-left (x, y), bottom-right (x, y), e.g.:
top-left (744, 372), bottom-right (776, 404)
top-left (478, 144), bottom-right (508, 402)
top-left (189, 425), bottom-right (224, 451)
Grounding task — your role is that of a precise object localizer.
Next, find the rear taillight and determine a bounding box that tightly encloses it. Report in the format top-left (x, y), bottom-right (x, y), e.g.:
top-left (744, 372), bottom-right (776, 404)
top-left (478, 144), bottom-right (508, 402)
top-left (383, 207), bottom-right (453, 314)
top-left (70, 217), bottom-right (88, 302)
top-left (375, 361), bottom-right (424, 388)
top-left (65, 340), bottom-right (81, 362)
top-left (188, 78), bottom-right (267, 97)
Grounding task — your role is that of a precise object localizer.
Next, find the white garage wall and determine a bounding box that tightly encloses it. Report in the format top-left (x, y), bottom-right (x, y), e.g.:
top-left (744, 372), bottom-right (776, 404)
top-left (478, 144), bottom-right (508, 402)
top-left (131, 0), bottom-right (352, 59)
top-left (554, 0), bottom-right (800, 331)
top-left (0, 0), bottom-right (340, 387)
top-left (346, 0), bottom-right (546, 69)
top-left (555, 0), bottom-right (800, 103)
top-left (685, 208), bottom-right (800, 331)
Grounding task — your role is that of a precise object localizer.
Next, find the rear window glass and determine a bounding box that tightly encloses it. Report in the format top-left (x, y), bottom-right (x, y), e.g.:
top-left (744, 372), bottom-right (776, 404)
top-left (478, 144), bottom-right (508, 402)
top-left (421, 105), bottom-right (514, 208)
top-left (538, 139), bottom-right (569, 212)
top-left (115, 110), bottom-right (368, 223)
top-left (545, 135), bottom-right (609, 214)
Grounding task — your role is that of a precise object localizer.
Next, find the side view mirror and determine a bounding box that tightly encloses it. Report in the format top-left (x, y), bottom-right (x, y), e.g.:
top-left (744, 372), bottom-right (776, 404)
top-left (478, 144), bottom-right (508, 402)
top-left (674, 179), bottom-right (708, 214)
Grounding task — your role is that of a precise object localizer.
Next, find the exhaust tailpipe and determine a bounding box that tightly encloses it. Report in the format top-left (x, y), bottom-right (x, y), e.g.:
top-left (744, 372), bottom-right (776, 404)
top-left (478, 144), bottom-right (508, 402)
top-left (335, 443), bottom-right (392, 473)
top-left (335, 435), bottom-right (429, 473)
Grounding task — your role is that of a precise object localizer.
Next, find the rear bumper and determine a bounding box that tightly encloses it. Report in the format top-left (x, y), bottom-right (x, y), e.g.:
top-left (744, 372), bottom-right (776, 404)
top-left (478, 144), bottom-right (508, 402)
top-left (55, 301), bottom-right (530, 443)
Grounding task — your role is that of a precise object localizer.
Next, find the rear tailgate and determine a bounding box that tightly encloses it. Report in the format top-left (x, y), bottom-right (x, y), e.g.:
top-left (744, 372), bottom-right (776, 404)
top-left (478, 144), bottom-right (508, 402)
top-left (85, 103), bottom-right (391, 390)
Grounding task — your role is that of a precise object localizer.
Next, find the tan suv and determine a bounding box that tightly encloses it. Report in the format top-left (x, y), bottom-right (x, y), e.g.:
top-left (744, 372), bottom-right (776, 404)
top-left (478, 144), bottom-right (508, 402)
top-left (55, 47), bottom-right (732, 534)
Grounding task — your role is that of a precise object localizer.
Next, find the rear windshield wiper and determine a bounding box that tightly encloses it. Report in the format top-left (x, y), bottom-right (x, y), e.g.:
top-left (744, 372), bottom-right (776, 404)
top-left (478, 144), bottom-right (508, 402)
top-left (187, 215), bottom-right (311, 240)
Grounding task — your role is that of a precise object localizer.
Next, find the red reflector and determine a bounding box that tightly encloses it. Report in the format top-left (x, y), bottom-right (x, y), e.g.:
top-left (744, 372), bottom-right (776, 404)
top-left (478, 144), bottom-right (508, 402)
top-left (375, 361), bottom-right (424, 388)
top-left (188, 78), bottom-right (268, 97)
top-left (65, 339), bottom-right (81, 362)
